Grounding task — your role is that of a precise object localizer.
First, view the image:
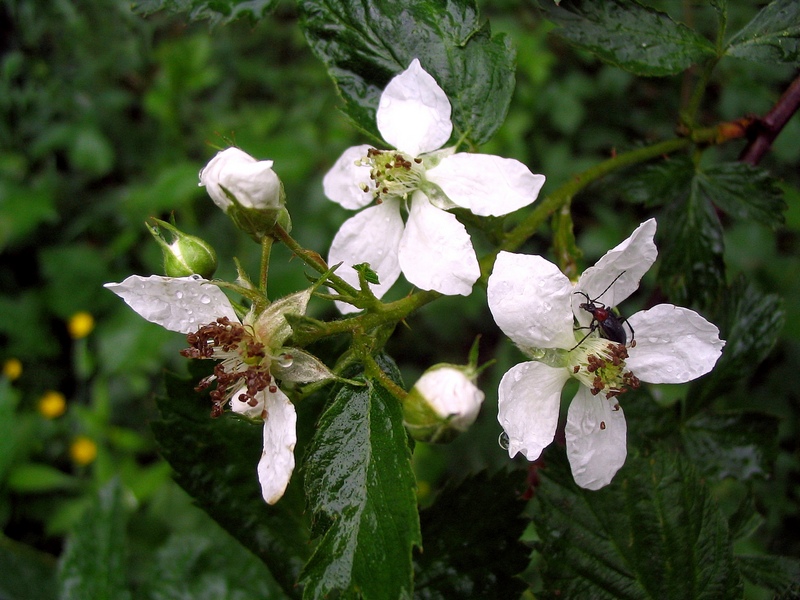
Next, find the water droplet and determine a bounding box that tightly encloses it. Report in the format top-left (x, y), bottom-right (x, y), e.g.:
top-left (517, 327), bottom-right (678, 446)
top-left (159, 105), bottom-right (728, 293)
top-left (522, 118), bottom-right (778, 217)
top-left (498, 432), bottom-right (510, 450)
top-left (190, 274), bottom-right (202, 281)
top-left (175, 291), bottom-right (184, 299)
top-left (199, 294), bottom-right (211, 304)
top-left (277, 353), bottom-right (294, 368)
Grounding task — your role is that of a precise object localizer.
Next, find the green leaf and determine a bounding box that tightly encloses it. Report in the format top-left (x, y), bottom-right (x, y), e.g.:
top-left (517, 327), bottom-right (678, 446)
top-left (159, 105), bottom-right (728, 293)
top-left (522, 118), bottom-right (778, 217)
top-left (57, 478), bottom-right (131, 600)
top-left (131, 0), bottom-right (278, 25)
top-left (0, 535), bottom-right (57, 600)
top-left (695, 163), bottom-right (785, 229)
top-left (726, 0), bottom-right (800, 66)
top-left (299, 0), bottom-right (515, 146)
top-left (547, 0), bottom-right (717, 76)
top-left (152, 371), bottom-right (310, 598)
top-left (681, 412), bottom-right (779, 481)
top-left (414, 471), bottom-right (529, 599)
top-left (656, 160), bottom-right (725, 308)
top-left (301, 357), bottom-right (420, 599)
top-left (532, 448), bottom-right (743, 599)
top-left (144, 529), bottom-right (289, 600)
top-left (5, 463), bottom-right (80, 493)
top-left (692, 276), bottom-right (785, 404)
top-left (736, 554), bottom-right (800, 595)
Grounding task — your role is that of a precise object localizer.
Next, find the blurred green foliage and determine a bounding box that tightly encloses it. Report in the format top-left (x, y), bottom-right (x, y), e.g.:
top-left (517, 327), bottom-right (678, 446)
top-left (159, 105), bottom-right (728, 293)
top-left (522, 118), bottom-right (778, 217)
top-left (1, 0), bottom-right (799, 597)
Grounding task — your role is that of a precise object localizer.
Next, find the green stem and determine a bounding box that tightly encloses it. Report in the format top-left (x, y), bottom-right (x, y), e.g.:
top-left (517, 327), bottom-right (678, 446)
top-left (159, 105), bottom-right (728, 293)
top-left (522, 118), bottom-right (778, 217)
top-left (272, 224), bottom-right (358, 297)
top-left (363, 352), bottom-right (407, 402)
top-left (259, 235), bottom-right (273, 295)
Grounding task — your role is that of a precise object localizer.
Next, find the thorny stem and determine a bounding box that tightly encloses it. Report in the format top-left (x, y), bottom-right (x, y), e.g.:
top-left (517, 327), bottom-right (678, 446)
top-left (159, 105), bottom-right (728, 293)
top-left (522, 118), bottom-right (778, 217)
top-left (272, 224), bottom-right (358, 297)
top-left (740, 72), bottom-right (800, 166)
top-left (363, 352), bottom-right (408, 402)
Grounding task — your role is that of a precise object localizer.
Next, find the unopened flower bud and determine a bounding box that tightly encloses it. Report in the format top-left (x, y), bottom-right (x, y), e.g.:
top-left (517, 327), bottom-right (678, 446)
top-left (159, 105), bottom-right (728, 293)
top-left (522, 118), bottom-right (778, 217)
top-left (199, 147), bottom-right (286, 239)
top-left (148, 218), bottom-right (218, 279)
top-left (404, 364), bottom-right (485, 443)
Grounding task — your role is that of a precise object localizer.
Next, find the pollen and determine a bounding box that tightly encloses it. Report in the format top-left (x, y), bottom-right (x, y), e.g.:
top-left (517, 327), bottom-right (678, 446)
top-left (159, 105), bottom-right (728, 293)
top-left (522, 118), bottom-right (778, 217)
top-left (182, 317), bottom-right (273, 417)
top-left (569, 338), bottom-right (640, 399)
top-left (358, 147), bottom-right (425, 203)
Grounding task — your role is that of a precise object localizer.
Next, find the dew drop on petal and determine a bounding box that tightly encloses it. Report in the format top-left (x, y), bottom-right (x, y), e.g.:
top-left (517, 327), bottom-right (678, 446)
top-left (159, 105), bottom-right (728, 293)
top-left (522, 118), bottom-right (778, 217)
top-left (175, 291), bottom-right (184, 300)
top-left (199, 294), bottom-right (211, 304)
top-left (498, 431), bottom-right (510, 450)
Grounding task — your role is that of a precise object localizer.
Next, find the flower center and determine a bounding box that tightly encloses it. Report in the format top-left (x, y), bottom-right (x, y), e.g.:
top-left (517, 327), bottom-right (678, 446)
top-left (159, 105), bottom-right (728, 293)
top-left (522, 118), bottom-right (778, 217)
top-left (569, 337), bottom-right (640, 399)
top-left (358, 148), bottom-right (425, 203)
top-left (181, 317), bottom-right (277, 417)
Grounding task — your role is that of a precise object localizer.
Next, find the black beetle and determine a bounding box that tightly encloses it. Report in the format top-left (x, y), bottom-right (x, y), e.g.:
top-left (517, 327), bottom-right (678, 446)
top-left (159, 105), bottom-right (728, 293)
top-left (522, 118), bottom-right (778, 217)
top-left (572, 271), bottom-right (635, 349)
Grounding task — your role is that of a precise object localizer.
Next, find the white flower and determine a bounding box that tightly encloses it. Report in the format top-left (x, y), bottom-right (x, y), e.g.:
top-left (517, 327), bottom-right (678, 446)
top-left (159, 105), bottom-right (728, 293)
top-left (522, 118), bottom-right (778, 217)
top-left (324, 58), bottom-right (546, 313)
top-left (487, 219), bottom-right (725, 490)
top-left (404, 365), bottom-right (485, 442)
top-left (104, 274), bottom-right (332, 504)
top-left (199, 147), bottom-right (283, 212)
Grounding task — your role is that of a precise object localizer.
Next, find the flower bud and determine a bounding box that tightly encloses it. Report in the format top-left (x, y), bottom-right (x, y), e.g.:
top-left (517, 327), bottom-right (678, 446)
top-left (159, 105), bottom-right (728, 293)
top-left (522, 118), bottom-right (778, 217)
top-left (199, 147), bottom-right (286, 239)
top-left (404, 364), bottom-right (485, 443)
top-left (147, 218), bottom-right (218, 279)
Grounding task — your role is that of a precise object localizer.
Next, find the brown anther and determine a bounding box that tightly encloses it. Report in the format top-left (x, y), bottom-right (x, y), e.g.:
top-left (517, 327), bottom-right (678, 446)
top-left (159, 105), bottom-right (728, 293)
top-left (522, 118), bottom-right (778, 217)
top-left (573, 365), bottom-right (581, 373)
top-left (269, 385), bottom-right (278, 393)
top-left (414, 158), bottom-right (422, 164)
top-left (600, 421), bottom-right (606, 430)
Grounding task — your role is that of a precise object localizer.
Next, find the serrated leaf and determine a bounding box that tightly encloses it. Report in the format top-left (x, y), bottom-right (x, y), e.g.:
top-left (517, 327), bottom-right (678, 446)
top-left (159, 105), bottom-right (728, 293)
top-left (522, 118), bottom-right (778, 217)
top-left (57, 478), bottom-right (131, 600)
top-left (0, 535), bottom-right (57, 600)
top-left (547, 0), bottom-right (717, 76)
top-left (414, 471), bottom-right (529, 599)
top-left (532, 448), bottom-right (743, 599)
top-left (692, 276), bottom-right (785, 404)
top-left (152, 371), bottom-right (310, 598)
top-left (299, 0), bottom-right (515, 146)
top-left (736, 554), bottom-right (800, 595)
top-left (301, 357), bottom-right (420, 599)
top-left (131, 0), bottom-right (277, 25)
top-left (681, 412), bottom-right (778, 481)
top-left (657, 161), bottom-right (726, 308)
top-left (726, 0), bottom-right (800, 66)
top-left (695, 163), bottom-right (785, 229)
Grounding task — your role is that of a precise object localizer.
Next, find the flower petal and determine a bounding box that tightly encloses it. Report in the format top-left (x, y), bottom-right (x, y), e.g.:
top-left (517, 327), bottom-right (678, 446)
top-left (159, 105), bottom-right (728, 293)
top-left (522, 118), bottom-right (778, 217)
top-left (104, 275), bottom-right (238, 334)
top-left (322, 144), bottom-right (375, 209)
top-left (229, 385), bottom-right (265, 419)
top-left (328, 200), bottom-right (404, 313)
top-left (498, 361), bottom-right (569, 461)
top-left (377, 59), bottom-right (452, 156)
top-left (565, 386), bottom-right (627, 490)
top-left (487, 252), bottom-right (576, 350)
top-left (426, 153), bottom-right (545, 216)
top-left (257, 387), bottom-right (297, 505)
top-left (573, 218), bottom-right (658, 325)
top-left (625, 304), bottom-right (725, 384)
top-left (398, 192), bottom-right (479, 296)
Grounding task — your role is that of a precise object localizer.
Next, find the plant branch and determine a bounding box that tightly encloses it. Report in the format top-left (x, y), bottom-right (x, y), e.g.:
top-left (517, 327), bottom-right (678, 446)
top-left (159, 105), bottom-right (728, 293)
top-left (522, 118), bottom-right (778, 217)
top-left (740, 72), bottom-right (800, 166)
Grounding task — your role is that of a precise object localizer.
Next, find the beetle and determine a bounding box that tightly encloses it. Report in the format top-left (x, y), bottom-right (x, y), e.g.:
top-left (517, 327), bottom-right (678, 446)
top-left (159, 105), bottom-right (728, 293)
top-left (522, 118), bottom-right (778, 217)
top-left (572, 271), bottom-right (635, 349)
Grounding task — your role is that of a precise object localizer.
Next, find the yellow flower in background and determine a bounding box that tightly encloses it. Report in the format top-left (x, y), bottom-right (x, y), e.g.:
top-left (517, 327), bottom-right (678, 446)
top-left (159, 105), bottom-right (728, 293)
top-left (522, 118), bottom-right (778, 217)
top-left (67, 311), bottom-right (95, 339)
top-left (2, 358), bottom-right (22, 381)
top-left (70, 436), bottom-right (98, 466)
top-left (38, 390), bottom-right (66, 419)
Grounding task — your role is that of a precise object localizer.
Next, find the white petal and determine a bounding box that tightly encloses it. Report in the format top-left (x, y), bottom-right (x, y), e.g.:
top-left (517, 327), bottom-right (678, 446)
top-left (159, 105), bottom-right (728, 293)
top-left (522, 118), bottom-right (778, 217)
top-left (398, 193), bottom-right (479, 296)
top-left (426, 153), bottom-right (545, 216)
top-left (104, 275), bottom-right (238, 334)
top-left (377, 59), bottom-right (452, 156)
top-left (498, 361), bottom-right (569, 461)
top-left (625, 304), bottom-right (725, 384)
top-left (328, 200), bottom-right (404, 313)
top-left (322, 144), bottom-right (375, 210)
top-left (487, 252), bottom-right (576, 350)
top-left (573, 219), bottom-right (658, 325)
top-left (565, 386), bottom-right (627, 490)
top-left (229, 385), bottom-right (265, 419)
top-left (257, 387), bottom-right (297, 505)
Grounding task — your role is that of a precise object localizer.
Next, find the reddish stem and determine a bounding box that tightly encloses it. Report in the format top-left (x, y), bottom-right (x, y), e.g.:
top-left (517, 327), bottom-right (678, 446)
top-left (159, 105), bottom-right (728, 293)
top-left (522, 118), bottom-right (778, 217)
top-left (740, 72), bottom-right (800, 166)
